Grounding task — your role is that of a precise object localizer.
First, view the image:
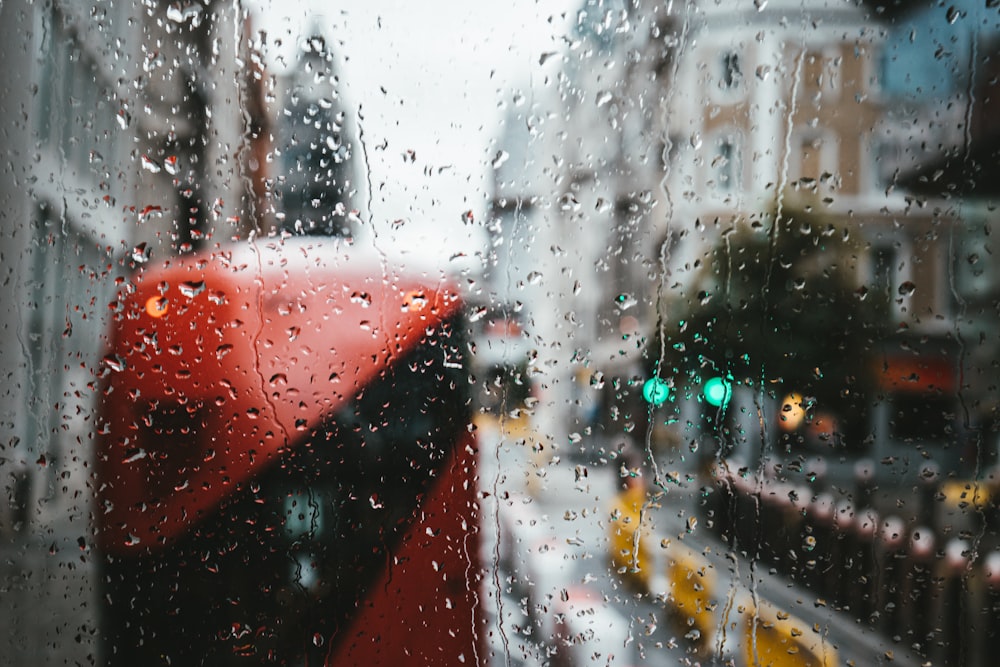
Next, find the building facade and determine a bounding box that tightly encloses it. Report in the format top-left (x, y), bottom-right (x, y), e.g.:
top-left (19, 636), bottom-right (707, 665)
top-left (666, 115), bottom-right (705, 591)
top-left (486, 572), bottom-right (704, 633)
top-left (486, 0), bottom-right (998, 489)
top-left (0, 1), bottom-right (266, 662)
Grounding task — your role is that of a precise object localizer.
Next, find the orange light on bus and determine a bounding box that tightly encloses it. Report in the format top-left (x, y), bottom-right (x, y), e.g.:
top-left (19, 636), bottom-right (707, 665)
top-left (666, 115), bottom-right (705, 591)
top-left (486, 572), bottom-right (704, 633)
top-left (403, 290), bottom-right (428, 312)
top-left (145, 296), bottom-right (169, 318)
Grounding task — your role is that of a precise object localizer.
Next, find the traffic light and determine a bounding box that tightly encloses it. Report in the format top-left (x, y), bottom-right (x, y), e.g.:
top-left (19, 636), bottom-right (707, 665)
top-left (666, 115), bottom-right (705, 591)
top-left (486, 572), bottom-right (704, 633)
top-left (702, 375), bottom-right (732, 409)
top-left (642, 376), bottom-right (671, 406)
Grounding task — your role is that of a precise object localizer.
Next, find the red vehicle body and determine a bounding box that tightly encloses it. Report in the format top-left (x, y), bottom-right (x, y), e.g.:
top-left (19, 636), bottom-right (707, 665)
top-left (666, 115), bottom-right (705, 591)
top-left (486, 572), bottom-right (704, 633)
top-left (96, 239), bottom-right (483, 665)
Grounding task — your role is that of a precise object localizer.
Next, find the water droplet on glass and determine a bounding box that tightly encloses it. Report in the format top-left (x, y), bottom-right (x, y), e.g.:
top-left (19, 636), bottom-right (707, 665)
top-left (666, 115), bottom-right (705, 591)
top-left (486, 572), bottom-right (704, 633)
top-left (179, 280), bottom-right (205, 298)
top-left (141, 154), bottom-right (162, 173)
top-left (898, 281), bottom-right (916, 296)
top-left (132, 243), bottom-right (151, 264)
top-left (558, 193), bottom-right (579, 211)
top-left (754, 0), bottom-right (767, 10)
top-left (166, 2), bottom-right (204, 25)
top-left (595, 90), bottom-right (613, 107)
top-left (164, 155), bottom-right (179, 175)
top-left (138, 205), bottom-right (163, 223)
top-left (350, 291), bottom-right (372, 307)
top-left (946, 5), bottom-right (961, 23)
top-left (690, 133), bottom-right (702, 150)
top-left (491, 150), bottom-right (509, 169)
top-left (122, 449), bottom-right (146, 464)
top-left (526, 271), bottom-right (543, 285)
top-left (103, 354), bottom-right (125, 372)
top-left (615, 293), bottom-right (637, 311)
top-left (403, 291), bottom-right (428, 312)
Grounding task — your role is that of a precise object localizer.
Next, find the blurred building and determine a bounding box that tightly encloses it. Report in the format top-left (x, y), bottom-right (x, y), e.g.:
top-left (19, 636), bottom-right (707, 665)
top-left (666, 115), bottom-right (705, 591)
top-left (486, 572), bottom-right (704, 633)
top-left (0, 1), bottom-right (268, 663)
top-left (486, 0), bottom-right (1000, 485)
top-left (628, 0), bottom-right (992, 478)
top-left (879, 0), bottom-right (1000, 433)
top-left (270, 32), bottom-right (363, 240)
top-left (486, 0), bottom-right (657, 455)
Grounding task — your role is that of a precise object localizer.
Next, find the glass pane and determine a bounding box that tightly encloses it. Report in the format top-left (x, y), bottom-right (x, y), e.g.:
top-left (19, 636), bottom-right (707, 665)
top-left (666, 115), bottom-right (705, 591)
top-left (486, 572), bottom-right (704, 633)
top-left (2, 0), bottom-right (998, 665)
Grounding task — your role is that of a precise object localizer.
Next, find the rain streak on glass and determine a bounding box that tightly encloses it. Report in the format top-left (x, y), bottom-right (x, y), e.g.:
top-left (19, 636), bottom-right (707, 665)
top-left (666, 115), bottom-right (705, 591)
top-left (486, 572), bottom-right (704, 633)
top-left (2, 1), bottom-right (999, 666)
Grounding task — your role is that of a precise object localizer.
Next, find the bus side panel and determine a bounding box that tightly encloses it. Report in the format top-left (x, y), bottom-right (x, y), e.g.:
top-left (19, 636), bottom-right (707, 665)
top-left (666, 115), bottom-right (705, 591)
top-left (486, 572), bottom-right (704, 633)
top-left (330, 430), bottom-right (484, 665)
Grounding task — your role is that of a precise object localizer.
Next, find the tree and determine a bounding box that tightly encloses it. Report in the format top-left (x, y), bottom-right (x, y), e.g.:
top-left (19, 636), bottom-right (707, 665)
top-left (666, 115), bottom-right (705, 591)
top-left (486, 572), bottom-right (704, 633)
top-left (651, 196), bottom-right (887, 445)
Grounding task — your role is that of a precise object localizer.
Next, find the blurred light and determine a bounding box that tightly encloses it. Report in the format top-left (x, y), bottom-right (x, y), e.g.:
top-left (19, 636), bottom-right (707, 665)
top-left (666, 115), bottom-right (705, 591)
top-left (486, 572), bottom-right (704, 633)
top-left (642, 377), bottom-right (671, 406)
top-left (618, 315), bottom-right (639, 336)
top-left (779, 392), bottom-right (805, 431)
top-left (145, 296), bottom-right (168, 318)
top-left (402, 290), bottom-right (428, 312)
top-left (703, 376), bottom-right (732, 408)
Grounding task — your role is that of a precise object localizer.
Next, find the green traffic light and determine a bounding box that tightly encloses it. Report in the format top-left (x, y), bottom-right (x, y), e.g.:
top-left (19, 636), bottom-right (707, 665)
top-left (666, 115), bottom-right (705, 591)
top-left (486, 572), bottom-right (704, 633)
top-left (703, 376), bottom-right (732, 408)
top-left (642, 377), bottom-right (671, 406)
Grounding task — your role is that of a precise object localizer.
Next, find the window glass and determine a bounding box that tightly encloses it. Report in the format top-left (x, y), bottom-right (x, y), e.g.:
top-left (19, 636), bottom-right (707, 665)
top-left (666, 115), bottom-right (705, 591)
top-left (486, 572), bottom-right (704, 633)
top-left (2, 1), bottom-right (999, 666)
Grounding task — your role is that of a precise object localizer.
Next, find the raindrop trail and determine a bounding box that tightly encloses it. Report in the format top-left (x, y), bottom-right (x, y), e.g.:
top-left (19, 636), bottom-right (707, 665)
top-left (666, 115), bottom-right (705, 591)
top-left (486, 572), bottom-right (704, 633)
top-left (748, 31), bottom-right (806, 637)
top-left (356, 103), bottom-right (380, 255)
top-left (954, 31), bottom-right (981, 667)
top-left (247, 231), bottom-right (292, 457)
top-left (488, 197), bottom-right (531, 667)
top-left (951, 20), bottom-right (976, 436)
top-left (355, 103), bottom-right (393, 362)
top-left (746, 367), bottom-right (774, 666)
top-left (763, 36), bottom-right (806, 332)
top-left (15, 213), bottom-right (48, 503)
top-left (231, 0), bottom-right (259, 235)
top-left (650, 0), bottom-right (693, 495)
top-left (715, 523), bottom-right (743, 661)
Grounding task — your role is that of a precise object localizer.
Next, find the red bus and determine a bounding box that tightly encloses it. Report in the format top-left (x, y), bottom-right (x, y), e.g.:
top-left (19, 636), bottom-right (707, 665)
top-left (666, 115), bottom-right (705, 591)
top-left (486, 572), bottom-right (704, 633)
top-left (96, 238), bottom-right (483, 665)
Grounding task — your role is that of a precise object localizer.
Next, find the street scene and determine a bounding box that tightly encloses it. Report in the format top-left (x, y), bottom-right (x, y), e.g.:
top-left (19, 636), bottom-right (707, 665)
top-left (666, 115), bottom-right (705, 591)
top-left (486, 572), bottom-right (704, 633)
top-left (476, 394), bottom-right (955, 667)
top-left (2, 0), bottom-right (1000, 664)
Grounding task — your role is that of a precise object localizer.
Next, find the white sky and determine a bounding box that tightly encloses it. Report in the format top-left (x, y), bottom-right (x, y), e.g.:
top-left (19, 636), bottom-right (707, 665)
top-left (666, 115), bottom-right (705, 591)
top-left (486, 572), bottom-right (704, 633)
top-left (250, 1), bottom-right (578, 271)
